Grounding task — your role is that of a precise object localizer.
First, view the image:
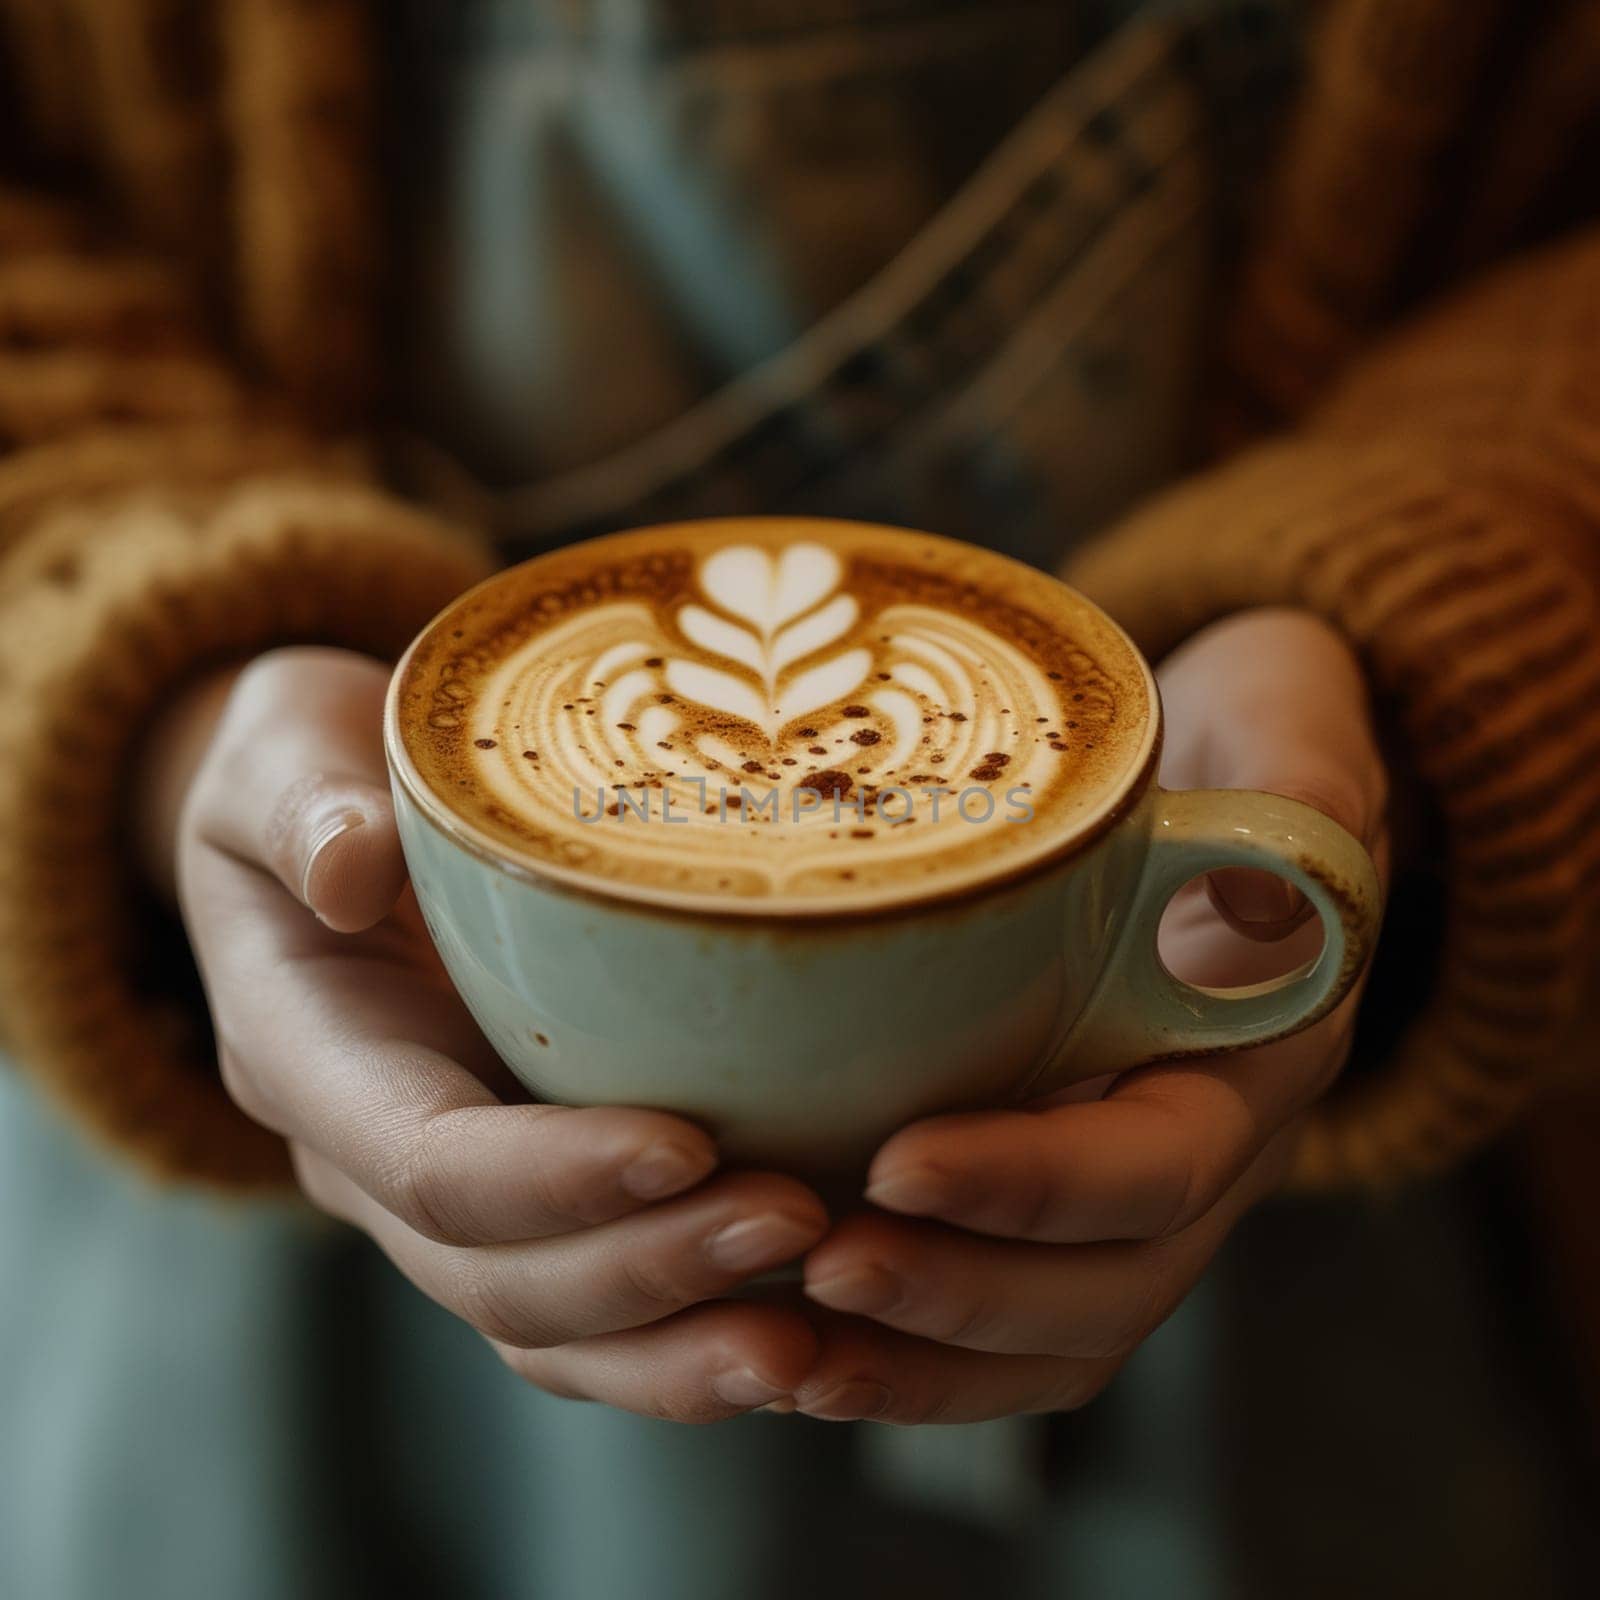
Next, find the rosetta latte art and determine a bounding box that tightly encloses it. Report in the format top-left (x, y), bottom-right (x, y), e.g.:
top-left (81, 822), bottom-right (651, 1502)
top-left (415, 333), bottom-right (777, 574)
top-left (397, 521), bottom-right (1144, 907)
top-left (452, 540), bottom-right (1116, 899)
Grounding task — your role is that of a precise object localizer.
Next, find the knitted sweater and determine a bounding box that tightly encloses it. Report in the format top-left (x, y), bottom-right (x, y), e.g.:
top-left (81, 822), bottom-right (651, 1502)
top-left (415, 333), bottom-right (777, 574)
top-left (0, 0), bottom-right (1595, 1193)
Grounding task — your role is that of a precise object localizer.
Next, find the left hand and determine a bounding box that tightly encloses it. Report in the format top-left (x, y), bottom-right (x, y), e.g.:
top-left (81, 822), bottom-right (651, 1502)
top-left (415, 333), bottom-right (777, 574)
top-left (788, 608), bottom-right (1391, 1423)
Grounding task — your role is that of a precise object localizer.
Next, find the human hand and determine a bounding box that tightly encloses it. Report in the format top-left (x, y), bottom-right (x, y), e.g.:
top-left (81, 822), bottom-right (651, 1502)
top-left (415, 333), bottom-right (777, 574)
top-left (164, 647), bottom-right (826, 1420)
top-left (790, 609), bottom-right (1390, 1423)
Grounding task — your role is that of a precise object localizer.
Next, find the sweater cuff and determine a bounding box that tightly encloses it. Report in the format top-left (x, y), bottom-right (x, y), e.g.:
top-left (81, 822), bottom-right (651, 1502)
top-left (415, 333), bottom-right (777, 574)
top-left (1065, 435), bottom-right (1600, 1189)
top-left (0, 467), bottom-right (491, 1187)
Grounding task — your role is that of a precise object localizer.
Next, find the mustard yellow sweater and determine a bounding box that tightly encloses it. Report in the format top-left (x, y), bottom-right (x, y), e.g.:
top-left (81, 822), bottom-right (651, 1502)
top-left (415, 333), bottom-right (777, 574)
top-left (0, 0), bottom-right (1596, 1192)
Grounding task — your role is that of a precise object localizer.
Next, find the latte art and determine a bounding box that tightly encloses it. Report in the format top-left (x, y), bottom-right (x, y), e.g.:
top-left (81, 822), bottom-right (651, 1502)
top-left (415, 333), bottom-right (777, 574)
top-left (395, 521), bottom-right (1151, 912)
top-left (477, 545), bottom-right (1058, 841)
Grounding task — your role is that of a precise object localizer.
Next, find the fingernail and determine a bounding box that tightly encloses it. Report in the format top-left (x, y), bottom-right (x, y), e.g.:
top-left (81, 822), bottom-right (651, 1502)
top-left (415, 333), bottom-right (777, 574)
top-left (1209, 867), bottom-right (1302, 926)
top-left (760, 1398), bottom-right (799, 1415)
top-left (864, 1165), bottom-right (948, 1216)
top-left (800, 1380), bottom-right (894, 1422)
top-left (301, 810), bottom-right (364, 907)
top-left (705, 1213), bottom-right (819, 1275)
top-left (805, 1264), bottom-right (901, 1317)
top-left (620, 1142), bottom-right (713, 1201)
top-left (711, 1367), bottom-right (791, 1410)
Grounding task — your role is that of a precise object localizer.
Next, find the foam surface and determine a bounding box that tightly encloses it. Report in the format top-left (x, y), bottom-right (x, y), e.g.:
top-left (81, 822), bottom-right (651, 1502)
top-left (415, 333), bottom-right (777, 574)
top-left (394, 520), bottom-right (1152, 911)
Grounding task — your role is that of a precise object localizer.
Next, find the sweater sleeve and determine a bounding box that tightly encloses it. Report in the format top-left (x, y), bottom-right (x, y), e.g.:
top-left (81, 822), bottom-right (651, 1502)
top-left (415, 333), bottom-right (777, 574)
top-left (1066, 227), bottom-right (1600, 1190)
top-left (0, 434), bottom-right (491, 1188)
top-left (0, 178), bottom-right (492, 1185)
top-left (0, 0), bottom-right (379, 417)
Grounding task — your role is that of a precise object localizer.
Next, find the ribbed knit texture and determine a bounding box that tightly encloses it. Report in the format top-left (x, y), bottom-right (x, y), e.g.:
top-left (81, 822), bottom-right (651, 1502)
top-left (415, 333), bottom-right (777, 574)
top-left (221, 0), bottom-right (376, 418)
top-left (1221, 0), bottom-right (1507, 431)
top-left (1069, 228), bottom-right (1600, 1187)
top-left (0, 172), bottom-right (489, 1186)
top-left (0, 181), bottom-right (262, 447)
top-left (0, 473), bottom-right (490, 1185)
top-left (0, 0), bottom-right (377, 416)
top-left (62, 0), bottom-right (223, 264)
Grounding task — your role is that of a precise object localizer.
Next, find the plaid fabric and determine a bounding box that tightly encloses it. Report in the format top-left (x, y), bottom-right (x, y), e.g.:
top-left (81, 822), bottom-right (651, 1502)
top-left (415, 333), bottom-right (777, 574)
top-left (391, 2), bottom-right (1301, 572)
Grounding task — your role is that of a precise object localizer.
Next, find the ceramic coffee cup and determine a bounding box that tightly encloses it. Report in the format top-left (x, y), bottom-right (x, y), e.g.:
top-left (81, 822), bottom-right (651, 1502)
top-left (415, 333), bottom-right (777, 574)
top-left (384, 523), bottom-right (1383, 1194)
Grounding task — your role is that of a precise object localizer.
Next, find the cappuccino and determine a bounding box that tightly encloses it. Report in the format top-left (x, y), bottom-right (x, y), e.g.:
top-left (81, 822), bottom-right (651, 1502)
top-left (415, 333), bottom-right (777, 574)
top-left (394, 520), bottom-right (1151, 912)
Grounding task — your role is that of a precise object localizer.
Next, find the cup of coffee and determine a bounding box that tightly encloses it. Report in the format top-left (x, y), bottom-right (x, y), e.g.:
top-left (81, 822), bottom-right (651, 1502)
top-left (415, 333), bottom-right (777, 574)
top-left (385, 519), bottom-right (1381, 1191)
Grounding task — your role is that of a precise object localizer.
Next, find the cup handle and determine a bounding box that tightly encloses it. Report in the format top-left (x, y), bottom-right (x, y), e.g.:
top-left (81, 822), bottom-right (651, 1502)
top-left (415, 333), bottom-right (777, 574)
top-left (1032, 787), bottom-right (1384, 1089)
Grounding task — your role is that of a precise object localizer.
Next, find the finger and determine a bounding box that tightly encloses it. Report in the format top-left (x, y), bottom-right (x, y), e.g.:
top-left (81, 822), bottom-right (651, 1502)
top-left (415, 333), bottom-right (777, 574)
top-left (791, 1308), bottom-right (1121, 1425)
top-left (186, 835), bottom-right (728, 1243)
top-left (1202, 751), bottom-right (1373, 937)
top-left (861, 981), bottom-right (1356, 1245)
top-left (249, 985), bottom-right (726, 1244)
top-left (806, 1132), bottom-right (1292, 1357)
top-left (187, 647), bottom-right (406, 931)
top-left (294, 1146), bottom-right (827, 1344)
top-left (1159, 830), bottom-right (1391, 990)
top-left (496, 1299), bottom-right (821, 1423)
top-left (1157, 609), bottom-right (1388, 934)
top-left (290, 1085), bottom-right (727, 1243)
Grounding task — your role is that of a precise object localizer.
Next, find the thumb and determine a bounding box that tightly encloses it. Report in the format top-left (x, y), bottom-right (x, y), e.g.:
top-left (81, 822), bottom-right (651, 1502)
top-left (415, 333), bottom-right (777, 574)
top-left (186, 648), bottom-right (407, 932)
top-left (1206, 761), bottom-right (1375, 937)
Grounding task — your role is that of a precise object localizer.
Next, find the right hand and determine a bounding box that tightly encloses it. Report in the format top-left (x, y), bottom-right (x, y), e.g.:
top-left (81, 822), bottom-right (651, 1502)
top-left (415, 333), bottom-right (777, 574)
top-left (162, 646), bottom-right (826, 1420)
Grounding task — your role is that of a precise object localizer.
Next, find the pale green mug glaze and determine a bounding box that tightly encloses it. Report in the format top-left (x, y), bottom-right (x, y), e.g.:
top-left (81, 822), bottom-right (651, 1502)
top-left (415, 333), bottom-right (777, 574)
top-left (385, 563), bottom-right (1382, 1196)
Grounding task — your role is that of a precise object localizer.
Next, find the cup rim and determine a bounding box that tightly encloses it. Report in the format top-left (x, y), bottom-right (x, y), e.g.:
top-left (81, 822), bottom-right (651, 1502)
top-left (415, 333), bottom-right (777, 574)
top-left (383, 524), bottom-right (1163, 925)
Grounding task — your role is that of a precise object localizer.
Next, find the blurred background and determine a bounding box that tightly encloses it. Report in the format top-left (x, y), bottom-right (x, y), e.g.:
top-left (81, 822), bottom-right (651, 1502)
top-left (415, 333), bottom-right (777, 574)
top-left (2, 0), bottom-right (1599, 1595)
